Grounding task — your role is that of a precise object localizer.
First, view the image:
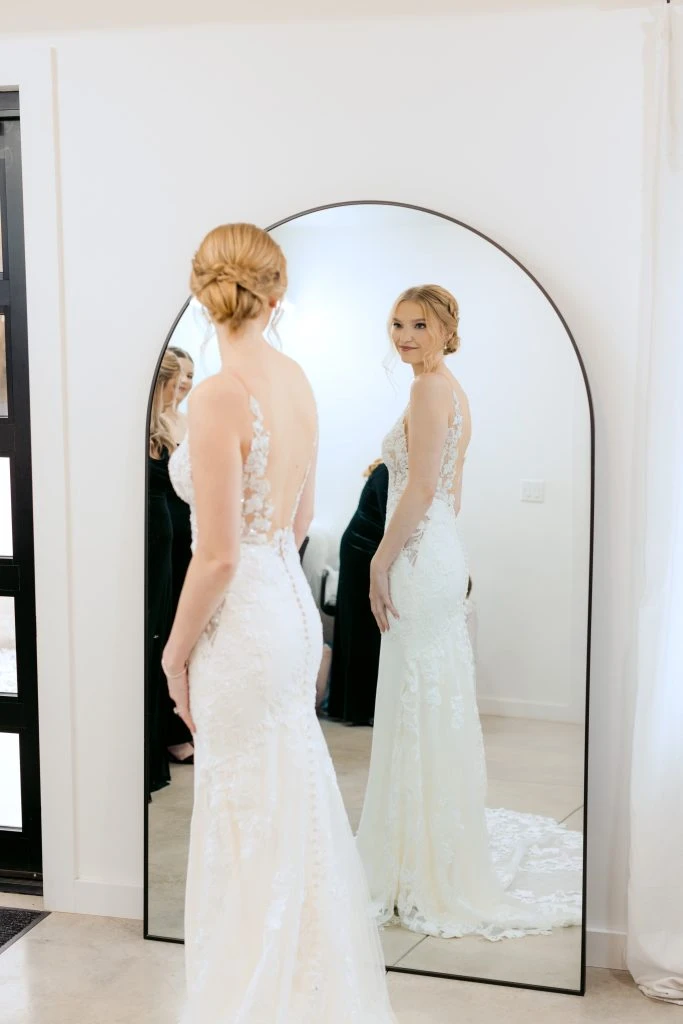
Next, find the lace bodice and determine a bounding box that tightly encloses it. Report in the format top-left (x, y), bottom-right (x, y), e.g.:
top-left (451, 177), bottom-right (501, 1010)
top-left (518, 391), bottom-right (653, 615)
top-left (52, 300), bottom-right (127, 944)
top-left (382, 388), bottom-right (464, 564)
top-left (169, 394), bottom-right (309, 553)
top-left (383, 388), bottom-right (463, 518)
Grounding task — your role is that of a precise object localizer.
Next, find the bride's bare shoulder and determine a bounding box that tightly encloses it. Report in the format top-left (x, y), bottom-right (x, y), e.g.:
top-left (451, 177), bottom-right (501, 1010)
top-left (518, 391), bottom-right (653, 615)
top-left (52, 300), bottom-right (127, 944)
top-left (271, 348), bottom-right (305, 374)
top-left (186, 374), bottom-right (250, 433)
top-left (189, 373), bottom-right (248, 406)
top-left (272, 350), bottom-right (315, 398)
top-left (409, 372), bottom-right (453, 406)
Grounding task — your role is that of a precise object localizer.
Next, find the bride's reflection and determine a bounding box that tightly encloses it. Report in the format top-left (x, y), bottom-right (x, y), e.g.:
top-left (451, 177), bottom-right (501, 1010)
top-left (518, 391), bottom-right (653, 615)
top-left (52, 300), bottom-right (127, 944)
top-left (346, 284), bottom-right (582, 939)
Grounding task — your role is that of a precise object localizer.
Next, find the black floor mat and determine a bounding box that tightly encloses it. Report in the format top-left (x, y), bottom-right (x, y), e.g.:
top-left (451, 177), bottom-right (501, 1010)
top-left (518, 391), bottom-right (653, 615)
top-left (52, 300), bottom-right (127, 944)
top-left (0, 907), bottom-right (48, 954)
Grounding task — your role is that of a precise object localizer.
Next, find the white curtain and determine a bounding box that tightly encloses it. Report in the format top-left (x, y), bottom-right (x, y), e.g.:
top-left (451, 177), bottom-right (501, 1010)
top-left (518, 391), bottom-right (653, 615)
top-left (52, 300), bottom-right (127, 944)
top-left (627, 5), bottom-right (683, 1003)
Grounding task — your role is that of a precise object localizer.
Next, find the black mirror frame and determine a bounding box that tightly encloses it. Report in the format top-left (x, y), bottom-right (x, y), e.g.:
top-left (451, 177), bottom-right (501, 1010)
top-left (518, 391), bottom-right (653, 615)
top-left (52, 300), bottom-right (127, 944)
top-left (143, 199), bottom-right (594, 999)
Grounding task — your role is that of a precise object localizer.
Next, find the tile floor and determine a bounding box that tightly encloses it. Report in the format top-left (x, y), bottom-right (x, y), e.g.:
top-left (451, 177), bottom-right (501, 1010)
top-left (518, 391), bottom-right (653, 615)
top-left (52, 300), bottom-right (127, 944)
top-left (0, 892), bottom-right (673, 1024)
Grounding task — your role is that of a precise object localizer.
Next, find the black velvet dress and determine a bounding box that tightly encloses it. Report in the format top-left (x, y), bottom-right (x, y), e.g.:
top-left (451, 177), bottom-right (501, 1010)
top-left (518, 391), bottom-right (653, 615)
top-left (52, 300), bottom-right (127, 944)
top-left (326, 463), bottom-right (389, 726)
top-left (146, 452), bottom-right (174, 795)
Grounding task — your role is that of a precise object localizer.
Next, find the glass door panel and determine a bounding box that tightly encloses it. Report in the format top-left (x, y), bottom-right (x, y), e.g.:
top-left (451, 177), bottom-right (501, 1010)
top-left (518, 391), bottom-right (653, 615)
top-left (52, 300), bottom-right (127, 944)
top-left (0, 597), bottom-right (17, 696)
top-left (0, 731), bottom-right (22, 829)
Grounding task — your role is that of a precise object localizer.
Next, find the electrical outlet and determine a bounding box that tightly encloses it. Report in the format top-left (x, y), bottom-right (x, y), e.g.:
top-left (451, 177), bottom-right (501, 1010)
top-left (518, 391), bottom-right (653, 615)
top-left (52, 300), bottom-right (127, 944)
top-left (521, 480), bottom-right (545, 503)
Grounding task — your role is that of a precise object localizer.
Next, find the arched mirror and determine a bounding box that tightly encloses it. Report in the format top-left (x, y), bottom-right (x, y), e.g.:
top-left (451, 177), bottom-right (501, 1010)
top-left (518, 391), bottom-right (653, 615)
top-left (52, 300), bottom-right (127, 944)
top-left (144, 201), bottom-right (592, 995)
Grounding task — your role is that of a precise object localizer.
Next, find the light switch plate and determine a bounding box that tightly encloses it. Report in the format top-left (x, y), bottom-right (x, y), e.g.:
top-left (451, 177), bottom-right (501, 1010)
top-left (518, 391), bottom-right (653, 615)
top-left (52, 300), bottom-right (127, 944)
top-left (521, 480), bottom-right (545, 503)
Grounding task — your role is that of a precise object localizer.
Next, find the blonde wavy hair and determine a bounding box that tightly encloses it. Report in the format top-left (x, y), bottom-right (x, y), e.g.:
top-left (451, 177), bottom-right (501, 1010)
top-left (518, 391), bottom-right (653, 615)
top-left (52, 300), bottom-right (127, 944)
top-left (389, 284), bottom-right (461, 373)
top-left (149, 350), bottom-right (181, 459)
top-left (190, 223), bottom-right (288, 331)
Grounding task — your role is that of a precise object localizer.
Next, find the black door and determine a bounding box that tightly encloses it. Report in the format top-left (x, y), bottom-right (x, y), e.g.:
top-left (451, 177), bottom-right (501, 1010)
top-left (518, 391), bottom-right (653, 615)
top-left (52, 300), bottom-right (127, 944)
top-left (0, 93), bottom-right (42, 890)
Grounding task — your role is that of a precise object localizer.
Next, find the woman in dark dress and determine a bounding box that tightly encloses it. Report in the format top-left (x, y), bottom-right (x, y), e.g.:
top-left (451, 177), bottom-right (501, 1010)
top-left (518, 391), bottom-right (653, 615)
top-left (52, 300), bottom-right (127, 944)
top-left (164, 347), bottom-right (196, 762)
top-left (146, 350), bottom-right (181, 796)
top-left (326, 460), bottom-right (389, 726)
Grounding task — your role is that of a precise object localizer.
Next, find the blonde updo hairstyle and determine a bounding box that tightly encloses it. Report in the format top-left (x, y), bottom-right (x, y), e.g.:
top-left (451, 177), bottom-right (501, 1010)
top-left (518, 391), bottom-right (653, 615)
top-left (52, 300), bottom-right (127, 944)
top-left (190, 223), bottom-right (288, 331)
top-left (389, 284), bottom-right (461, 373)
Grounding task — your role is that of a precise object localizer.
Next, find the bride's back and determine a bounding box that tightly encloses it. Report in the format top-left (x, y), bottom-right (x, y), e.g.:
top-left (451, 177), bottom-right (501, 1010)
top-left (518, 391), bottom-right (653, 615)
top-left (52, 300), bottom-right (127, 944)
top-left (187, 222), bottom-right (317, 543)
top-left (231, 350), bottom-right (317, 541)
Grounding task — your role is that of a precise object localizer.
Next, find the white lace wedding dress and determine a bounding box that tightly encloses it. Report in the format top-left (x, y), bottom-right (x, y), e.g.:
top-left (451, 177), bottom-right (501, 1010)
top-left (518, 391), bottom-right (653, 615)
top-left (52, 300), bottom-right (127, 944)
top-left (169, 395), bottom-right (396, 1023)
top-left (355, 389), bottom-right (583, 941)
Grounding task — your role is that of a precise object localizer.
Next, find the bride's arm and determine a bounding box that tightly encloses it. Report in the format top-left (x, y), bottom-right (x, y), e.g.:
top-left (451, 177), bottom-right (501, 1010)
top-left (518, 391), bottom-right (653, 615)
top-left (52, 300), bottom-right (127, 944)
top-left (370, 374), bottom-right (451, 632)
top-left (294, 397), bottom-right (319, 551)
top-left (293, 448), bottom-right (317, 552)
top-left (162, 376), bottom-right (246, 676)
top-left (374, 374), bottom-right (451, 570)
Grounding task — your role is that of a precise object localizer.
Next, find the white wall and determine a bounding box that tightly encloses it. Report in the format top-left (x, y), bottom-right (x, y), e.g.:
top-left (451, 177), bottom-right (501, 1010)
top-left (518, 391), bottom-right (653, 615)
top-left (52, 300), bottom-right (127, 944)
top-left (0, 4), bottom-right (647, 963)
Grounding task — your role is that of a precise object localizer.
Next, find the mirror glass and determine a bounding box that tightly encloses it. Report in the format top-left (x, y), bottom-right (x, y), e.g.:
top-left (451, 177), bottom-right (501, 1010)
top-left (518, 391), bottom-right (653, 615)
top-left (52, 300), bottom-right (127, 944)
top-left (145, 203), bottom-right (590, 993)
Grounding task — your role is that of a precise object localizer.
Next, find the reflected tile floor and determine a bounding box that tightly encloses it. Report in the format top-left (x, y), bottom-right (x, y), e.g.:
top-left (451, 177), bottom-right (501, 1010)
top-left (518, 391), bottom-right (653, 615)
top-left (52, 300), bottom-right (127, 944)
top-left (323, 717), bottom-right (585, 988)
top-left (320, 716), bottom-right (585, 833)
top-left (0, 897), bottom-right (671, 1024)
top-left (398, 925), bottom-right (582, 991)
top-left (148, 762), bottom-right (192, 941)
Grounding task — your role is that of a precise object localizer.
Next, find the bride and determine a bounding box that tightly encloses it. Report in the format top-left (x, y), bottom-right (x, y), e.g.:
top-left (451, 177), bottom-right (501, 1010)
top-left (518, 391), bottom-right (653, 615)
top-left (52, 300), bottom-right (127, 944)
top-left (162, 223), bottom-right (396, 1022)
top-left (356, 284), bottom-right (582, 941)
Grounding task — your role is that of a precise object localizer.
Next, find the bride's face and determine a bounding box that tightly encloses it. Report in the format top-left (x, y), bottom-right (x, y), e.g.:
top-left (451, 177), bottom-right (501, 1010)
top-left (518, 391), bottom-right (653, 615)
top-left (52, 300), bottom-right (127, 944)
top-left (391, 301), bottom-right (434, 366)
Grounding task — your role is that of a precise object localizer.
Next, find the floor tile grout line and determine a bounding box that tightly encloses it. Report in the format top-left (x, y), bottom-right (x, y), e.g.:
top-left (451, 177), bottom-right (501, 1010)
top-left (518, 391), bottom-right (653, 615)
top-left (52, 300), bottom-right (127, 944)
top-left (391, 934), bottom-right (428, 968)
top-left (559, 805), bottom-right (583, 825)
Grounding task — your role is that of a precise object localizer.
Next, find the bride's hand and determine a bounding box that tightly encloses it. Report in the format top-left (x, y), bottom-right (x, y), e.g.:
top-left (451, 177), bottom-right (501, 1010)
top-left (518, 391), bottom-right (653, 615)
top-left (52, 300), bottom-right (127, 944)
top-left (369, 559), bottom-right (399, 634)
top-left (163, 662), bottom-right (197, 735)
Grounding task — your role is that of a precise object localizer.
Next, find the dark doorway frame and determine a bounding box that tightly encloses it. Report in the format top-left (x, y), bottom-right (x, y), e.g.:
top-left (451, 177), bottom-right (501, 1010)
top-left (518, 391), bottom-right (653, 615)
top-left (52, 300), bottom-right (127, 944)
top-left (0, 92), bottom-right (42, 892)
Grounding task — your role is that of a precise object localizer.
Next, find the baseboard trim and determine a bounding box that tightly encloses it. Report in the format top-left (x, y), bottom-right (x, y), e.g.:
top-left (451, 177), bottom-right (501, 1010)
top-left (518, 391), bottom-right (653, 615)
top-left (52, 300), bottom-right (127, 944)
top-left (67, 884), bottom-right (626, 974)
top-left (586, 928), bottom-right (627, 970)
top-left (73, 880), bottom-right (143, 920)
top-left (478, 695), bottom-right (584, 724)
